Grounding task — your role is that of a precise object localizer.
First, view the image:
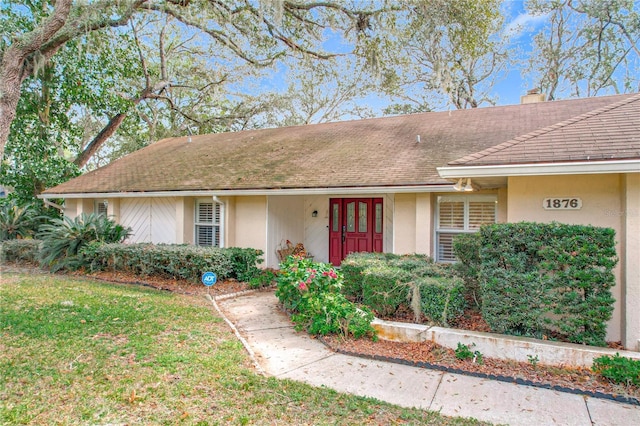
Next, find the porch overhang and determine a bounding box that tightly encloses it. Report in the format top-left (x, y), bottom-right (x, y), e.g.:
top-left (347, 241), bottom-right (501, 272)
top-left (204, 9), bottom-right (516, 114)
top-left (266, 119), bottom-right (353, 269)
top-left (437, 159), bottom-right (640, 180)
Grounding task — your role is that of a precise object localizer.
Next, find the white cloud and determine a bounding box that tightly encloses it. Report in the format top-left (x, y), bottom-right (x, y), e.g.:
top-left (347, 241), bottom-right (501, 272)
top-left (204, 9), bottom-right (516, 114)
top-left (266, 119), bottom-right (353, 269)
top-left (504, 12), bottom-right (549, 39)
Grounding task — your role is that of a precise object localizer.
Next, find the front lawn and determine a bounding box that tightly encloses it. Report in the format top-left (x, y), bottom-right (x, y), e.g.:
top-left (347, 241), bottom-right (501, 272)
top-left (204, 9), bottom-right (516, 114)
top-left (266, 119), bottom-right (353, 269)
top-left (0, 273), bottom-right (485, 425)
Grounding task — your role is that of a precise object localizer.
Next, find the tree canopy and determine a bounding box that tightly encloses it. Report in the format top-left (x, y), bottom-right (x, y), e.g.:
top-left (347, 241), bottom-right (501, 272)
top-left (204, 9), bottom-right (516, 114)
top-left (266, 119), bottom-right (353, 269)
top-left (1, 0), bottom-right (638, 205)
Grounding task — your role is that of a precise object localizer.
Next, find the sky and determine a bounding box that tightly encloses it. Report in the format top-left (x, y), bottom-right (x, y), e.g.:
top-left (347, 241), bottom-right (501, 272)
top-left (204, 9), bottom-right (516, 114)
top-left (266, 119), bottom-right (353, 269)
top-left (492, 0), bottom-right (549, 105)
top-left (323, 0), bottom-right (552, 117)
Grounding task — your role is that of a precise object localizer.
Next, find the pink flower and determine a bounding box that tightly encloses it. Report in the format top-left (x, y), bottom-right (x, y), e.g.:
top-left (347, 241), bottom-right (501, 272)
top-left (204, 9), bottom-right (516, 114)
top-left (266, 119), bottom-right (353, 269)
top-left (298, 281), bottom-right (307, 291)
top-left (323, 269), bottom-right (338, 279)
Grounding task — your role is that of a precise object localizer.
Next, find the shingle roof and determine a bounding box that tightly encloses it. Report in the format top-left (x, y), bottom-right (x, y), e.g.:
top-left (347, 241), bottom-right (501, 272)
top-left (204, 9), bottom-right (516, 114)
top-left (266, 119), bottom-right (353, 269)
top-left (43, 93), bottom-right (636, 195)
top-left (449, 93), bottom-right (640, 166)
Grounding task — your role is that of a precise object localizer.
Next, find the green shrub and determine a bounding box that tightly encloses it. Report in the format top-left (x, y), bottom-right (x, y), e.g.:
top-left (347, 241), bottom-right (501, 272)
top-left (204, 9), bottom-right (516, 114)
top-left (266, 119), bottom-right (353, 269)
top-left (592, 354), bottom-right (640, 386)
top-left (341, 252), bottom-right (465, 326)
top-left (0, 239), bottom-right (41, 264)
top-left (82, 243), bottom-right (234, 282)
top-left (38, 213), bottom-right (131, 272)
top-left (340, 252), bottom-right (386, 301)
top-left (361, 265), bottom-right (411, 317)
top-left (418, 275), bottom-right (466, 326)
top-left (0, 200), bottom-right (42, 241)
top-left (452, 232), bottom-right (482, 306)
top-left (224, 247), bottom-right (264, 281)
top-left (454, 342), bottom-right (483, 364)
top-left (293, 291), bottom-right (375, 339)
top-left (248, 269), bottom-right (277, 289)
top-left (478, 222), bottom-right (617, 346)
top-left (275, 255), bottom-right (375, 339)
top-left (387, 253), bottom-right (433, 272)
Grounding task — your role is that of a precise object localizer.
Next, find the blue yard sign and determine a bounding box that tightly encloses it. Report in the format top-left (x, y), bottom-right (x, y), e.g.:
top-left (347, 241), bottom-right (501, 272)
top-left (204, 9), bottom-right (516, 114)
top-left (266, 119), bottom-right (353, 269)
top-left (201, 272), bottom-right (217, 287)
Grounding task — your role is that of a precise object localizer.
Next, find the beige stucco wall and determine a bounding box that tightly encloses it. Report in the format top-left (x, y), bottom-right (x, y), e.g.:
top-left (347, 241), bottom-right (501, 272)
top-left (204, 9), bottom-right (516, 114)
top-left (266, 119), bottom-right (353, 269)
top-left (267, 196), bottom-right (305, 268)
top-left (393, 193), bottom-right (417, 254)
top-left (506, 174), bottom-right (624, 342)
top-left (622, 173), bottom-right (640, 350)
top-left (227, 195), bottom-right (267, 254)
top-left (176, 197), bottom-right (194, 245)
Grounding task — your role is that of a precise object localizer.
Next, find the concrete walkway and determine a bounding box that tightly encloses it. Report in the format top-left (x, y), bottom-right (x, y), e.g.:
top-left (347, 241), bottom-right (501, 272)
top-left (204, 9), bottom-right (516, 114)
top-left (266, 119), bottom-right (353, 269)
top-left (216, 291), bottom-right (640, 426)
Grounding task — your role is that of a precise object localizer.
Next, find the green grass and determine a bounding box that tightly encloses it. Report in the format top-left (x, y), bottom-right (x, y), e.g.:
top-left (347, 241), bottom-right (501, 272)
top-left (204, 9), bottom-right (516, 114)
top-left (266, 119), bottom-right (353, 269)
top-left (0, 273), bottom-right (487, 425)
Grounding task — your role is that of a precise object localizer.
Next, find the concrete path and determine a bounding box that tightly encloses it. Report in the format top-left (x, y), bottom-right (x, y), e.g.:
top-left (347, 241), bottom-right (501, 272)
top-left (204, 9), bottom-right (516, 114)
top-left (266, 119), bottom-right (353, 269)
top-left (216, 291), bottom-right (640, 426)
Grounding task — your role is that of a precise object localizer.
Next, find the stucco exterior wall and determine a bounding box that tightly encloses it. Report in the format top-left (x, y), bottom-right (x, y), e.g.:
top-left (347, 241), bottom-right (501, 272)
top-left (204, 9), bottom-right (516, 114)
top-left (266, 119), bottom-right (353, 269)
top-left (622, 173), bottom-right (640, 350)
top-left (303, 196), bottom-right (330, 265)
top-left (176, 197), bottom-right (194, 245)
top-left (393, 193), bottom-right (417, 255)
top-left (230, 195), bottom-right (267, 254)
top-left (506, 174), bottom-right (623, 342)
top-left (267, 196), bottom-right (305, 268)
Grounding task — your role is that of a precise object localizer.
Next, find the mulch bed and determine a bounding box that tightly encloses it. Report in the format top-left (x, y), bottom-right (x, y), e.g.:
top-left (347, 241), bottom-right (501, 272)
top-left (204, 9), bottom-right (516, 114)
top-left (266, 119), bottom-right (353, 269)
top-left (3, 264), bottom-right (638, 405)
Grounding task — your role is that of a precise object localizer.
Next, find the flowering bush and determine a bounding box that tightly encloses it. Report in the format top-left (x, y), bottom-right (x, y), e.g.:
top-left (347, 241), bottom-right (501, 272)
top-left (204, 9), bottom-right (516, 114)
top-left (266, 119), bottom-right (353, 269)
top-left (275, 255), bottom-right (376, 339)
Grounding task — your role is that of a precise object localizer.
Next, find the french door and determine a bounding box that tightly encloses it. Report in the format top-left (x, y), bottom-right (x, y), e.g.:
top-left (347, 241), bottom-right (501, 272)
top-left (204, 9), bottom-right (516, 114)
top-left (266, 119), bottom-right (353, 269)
top-left (329, 198), bottom-right (383, 266)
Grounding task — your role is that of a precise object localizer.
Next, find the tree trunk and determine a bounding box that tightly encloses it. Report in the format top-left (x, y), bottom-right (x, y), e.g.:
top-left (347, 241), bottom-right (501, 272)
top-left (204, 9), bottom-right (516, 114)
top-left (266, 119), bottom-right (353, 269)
top-left (0, 0), bottom-right (72, 161)
top-left (74, 113), bottom-right (128, 168)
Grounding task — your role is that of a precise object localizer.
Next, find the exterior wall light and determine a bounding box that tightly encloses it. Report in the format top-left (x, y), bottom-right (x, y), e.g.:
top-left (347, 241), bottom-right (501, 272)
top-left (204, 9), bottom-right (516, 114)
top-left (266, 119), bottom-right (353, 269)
top-left (312, 210), bottom-right (318, 217)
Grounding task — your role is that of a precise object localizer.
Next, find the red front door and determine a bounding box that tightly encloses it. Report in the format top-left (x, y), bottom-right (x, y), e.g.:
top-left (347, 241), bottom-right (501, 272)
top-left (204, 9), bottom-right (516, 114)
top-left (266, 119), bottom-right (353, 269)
top-left (329, 198), bottom-right (383, 266)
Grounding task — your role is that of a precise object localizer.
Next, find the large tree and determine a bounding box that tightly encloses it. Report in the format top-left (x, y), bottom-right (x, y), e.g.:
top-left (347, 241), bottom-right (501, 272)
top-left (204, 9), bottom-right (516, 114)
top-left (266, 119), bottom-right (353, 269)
top-left (382, 0), bottom-right (508, 111)
top-left (526, 0), bottom-right (640, 100)
top-left (0, 0), bottom-right (390, 163)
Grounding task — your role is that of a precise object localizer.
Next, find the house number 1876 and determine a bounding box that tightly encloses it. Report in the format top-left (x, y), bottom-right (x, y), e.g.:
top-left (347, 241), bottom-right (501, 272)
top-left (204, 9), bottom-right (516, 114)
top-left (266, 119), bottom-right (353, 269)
top-left (543, 198), bottom-right (582, 210)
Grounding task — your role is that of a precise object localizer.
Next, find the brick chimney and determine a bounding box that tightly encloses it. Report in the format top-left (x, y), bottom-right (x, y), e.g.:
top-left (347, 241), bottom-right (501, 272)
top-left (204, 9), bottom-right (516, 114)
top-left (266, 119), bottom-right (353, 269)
top-left (520, 88), bottom-right (546, 104)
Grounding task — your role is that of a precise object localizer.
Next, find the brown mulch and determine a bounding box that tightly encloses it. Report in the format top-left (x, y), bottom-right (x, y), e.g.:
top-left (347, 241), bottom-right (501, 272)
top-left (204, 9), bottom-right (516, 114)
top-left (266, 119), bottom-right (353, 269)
top-left (3, 264), bottom-right (638, 405)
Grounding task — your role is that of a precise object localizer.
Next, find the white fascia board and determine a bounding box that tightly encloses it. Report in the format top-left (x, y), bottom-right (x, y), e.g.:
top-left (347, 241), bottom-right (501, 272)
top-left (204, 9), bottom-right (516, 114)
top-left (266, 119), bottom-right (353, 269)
top-left (38, 184), bottom-right (455, 199)
top-left (437, 159), bottom-right (640, 179)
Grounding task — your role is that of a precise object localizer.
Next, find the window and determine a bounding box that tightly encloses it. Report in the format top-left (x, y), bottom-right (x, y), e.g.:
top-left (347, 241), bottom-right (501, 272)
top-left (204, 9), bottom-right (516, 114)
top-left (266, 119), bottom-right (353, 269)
top-left (436, 195), bottom-right (497, 262)
top-left (195, 200), bottom-right (223, 247)
top-left (95, 200), bottom-right (108, 216)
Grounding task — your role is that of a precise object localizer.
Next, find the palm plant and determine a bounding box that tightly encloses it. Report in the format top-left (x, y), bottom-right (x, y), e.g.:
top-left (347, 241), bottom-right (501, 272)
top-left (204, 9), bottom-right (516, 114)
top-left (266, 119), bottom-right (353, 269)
top-left (38, 213), bottom-right (132, 271)
top-left (0, 199), bottom-right (40, 241)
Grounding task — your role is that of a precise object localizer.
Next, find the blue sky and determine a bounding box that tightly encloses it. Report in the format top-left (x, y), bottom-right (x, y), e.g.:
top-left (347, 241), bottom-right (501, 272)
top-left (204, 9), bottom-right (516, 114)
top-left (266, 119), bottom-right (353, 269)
top-left (335, 1), bottom-right (551, 115)
top-left (493, 0), bottom-right (549, 105)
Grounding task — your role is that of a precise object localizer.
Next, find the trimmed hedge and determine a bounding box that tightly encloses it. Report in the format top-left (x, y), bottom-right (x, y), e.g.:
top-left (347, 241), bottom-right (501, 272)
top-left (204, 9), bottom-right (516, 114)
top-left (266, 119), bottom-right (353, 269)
top-left (342, 252), bottom-right (466, 326)
top-left (0, 239), bottom-right (41, 265)
top-left (82, 243), bottom-right (263, 283)
top-left (418, 275), bottom-right (466, 326)
top-left (361, 265), bottom-right (412, 316)
top-left (452, 232), bottom-right (482, 306)
top-left (476, 222), bottom-right (617, 346)
top-left (340, 252), bottom-right (387, 301)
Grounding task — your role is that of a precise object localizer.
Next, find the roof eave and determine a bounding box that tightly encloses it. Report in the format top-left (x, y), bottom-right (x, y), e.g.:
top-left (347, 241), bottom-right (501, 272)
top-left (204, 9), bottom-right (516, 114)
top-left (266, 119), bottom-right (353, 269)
top-left (437, 159), bottom-right (640, 179)
top-left (38, 183), bottom-right (455, 199)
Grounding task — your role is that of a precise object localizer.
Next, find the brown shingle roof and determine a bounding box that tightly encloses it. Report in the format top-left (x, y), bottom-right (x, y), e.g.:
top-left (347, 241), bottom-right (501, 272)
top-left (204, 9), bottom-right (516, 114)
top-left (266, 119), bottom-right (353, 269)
top-left (43, 93), bottom-right (636, 195)
top-left (449, 93), bottom-right (640, 166)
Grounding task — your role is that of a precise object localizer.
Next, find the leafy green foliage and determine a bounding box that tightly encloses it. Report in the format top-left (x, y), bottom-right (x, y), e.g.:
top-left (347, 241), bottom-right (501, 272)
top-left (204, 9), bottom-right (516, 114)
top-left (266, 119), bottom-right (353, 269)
top-left (361, 266), bottom-right (412, 317)
top-left (248, 269), bottom-right (278, 289)
top-left (339, 252), bottom-right (387, 301)
top-left (38, 213), bottom-right (131, 272)
top-left (0, 199), bottom-right (42, 240)
top-left (454, 342), bottom-right (483, 364)
top-left (592, 354), bottom-right (640, 387)
top-left (82, 243), bottom-right (237, 282)
top-left (275, 256), bottom-right (376, 339)
top-left (224, 247), bottom-right (264, 282)
top-left (475, 222), bottom-right (618, 346)
top-left (418, 275), bottom-right (466, 326)
top-left (342, 253), bottom-right (466, 326)
top-left (0, 239), bottom-right (41, 265)
top-left (452, 232), bottom-right (483, 306)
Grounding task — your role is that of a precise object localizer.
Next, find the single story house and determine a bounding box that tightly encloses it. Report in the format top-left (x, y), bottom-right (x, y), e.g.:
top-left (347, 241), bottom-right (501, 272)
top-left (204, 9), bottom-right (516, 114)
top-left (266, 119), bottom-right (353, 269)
top-left (41, 92), bottom-right (640, 350)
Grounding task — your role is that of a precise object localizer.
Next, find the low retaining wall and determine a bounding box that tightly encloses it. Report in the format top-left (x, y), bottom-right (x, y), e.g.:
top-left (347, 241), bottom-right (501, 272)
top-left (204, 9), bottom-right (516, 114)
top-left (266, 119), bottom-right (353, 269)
top-left (372, 318), bottom-right (640, 368)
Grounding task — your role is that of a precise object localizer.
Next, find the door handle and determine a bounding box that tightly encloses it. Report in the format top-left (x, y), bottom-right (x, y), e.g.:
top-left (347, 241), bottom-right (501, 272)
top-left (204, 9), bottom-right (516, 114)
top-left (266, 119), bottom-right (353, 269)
top-left (342, 225), bottom-right (346, 243)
